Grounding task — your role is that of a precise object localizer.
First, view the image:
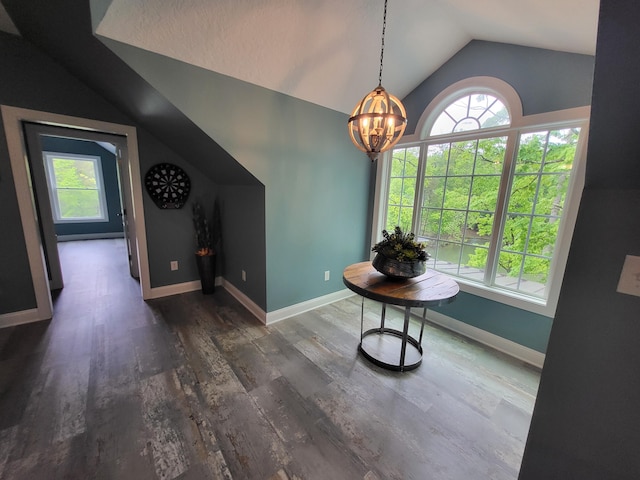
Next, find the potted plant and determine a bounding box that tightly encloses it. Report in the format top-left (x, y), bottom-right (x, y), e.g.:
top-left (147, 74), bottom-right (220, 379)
top-left (192, 198), bottom-right (220, 294)
top-left (371, 226), bottom-right (429, 279)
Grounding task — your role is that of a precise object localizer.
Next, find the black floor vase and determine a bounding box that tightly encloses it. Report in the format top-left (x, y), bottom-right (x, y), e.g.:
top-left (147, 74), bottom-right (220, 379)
top-left (195, 253), bottom-right (216, 294)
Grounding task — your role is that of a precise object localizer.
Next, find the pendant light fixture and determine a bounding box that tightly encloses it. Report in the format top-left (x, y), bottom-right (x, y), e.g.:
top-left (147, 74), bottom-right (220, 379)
top-left (348, 0), bottom-right (407, 162)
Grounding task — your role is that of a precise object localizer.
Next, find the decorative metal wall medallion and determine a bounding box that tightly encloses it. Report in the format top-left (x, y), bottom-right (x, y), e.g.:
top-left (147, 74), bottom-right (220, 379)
top-left (144, 163), bottom-right (191, 209)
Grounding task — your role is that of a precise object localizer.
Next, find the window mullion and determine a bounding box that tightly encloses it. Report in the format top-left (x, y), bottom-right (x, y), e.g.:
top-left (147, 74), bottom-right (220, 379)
top-left (484, 131), bottom-right (519, 285)
top-left (412, 145), bottom-right (427, 236)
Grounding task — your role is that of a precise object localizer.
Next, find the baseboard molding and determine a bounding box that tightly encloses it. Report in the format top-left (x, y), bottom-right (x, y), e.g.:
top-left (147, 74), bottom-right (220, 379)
top-left (57, 232), bottom-right (125, 242)
top-left (222, 280), bottom-right (267, 324)
top-left (265, 289), bottom-right (354, 325)
top-left (221, 282), bottom-right (355, 327)
top-left (147, 277), bottom-right (223, 300)
top-left (0, 308), bottom-right (48, 328)
top-left (423, 309), bottom-right (545, 369)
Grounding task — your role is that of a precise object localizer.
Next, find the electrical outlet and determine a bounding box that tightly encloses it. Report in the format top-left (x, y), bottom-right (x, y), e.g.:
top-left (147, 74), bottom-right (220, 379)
top-left (324, 270), bottom-right (330, 281)
top-left (242, 270), bottom-right (246, 281)
top-left (170, 260), bottom-right (179, 271)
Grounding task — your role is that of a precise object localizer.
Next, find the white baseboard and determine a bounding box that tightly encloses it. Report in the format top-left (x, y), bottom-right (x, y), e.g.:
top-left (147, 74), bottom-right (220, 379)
top-left (0, 308), bottom-right (48, 328)
top-left (223, 280), bottom-right (267, 324)
top-left (422, 308), bottom-right (545, 369)
top-left (57, 232), bottom-right (125, 241)
top-left (265, 289), bottom-right (354, 325)
top-left (147, 277), bottom-right (223, 299)
top-left (220, 282), bottom-right (354, 327)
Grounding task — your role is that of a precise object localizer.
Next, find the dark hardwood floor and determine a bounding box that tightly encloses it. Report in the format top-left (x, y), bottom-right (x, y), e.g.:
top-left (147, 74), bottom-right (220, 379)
top-left (0, 239), bottom-right (540, 479)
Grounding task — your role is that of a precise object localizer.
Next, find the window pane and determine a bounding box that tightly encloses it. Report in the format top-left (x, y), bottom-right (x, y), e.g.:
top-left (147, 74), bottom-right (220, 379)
top-left (423, 177), bottom-right (445, 208)
top-left (543, 128), bottom-right (579, 173)
top-left (501, 215), bottom-right (529, 254)
top-left (447, 141), bottom-right (476, 176)
top-left (57, 189), bottom-right (101, 218)
top-left (425, 144), bottom-right (449, 176)
top-left (440, 210), bottom-right (467, 242)
top-left (508, 174), bottom-right (538, 214)
top-left (515, 132), bottom-right (547, 173)
top-left (430, 94), bottom-right (510, 136)
top-left (47, 154), bottom-right (107, 222)
top-left (523, 255), bottom-right (551, 285)
top-left (443, 177), bottom-right (471, 209)
top-left (527, 216), bottom-right (559, 256)
top-left (534, 173), bottom-right (570, 216)
top-left (52, 158), bottom-right (98, 189)
top-left (466, 245), bottom-right (490, 273)
top-left (474, 137), bottom-right (506, 175)
top-left (418, 208), bottom-right (442, 238)
top-left (470, 176), bottom-right (500, 213)
top-left (386, 147), bottom-right (419, 231)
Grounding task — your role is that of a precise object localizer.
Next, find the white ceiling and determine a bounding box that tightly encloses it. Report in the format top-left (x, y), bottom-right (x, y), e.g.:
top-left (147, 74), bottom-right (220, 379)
top-left (6, 0), bottom-right (600, 115)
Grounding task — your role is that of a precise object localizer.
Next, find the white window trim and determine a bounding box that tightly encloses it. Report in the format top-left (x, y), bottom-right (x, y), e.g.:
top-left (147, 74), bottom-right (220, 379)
top-left (44, 151), bottom-right (110, 223)
top-left (372, 77), bottom-right (590, 318)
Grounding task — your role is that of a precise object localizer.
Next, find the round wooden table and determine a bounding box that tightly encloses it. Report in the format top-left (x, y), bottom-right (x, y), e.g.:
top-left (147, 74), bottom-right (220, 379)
top-left (343, 261), bottom-right (459, 371)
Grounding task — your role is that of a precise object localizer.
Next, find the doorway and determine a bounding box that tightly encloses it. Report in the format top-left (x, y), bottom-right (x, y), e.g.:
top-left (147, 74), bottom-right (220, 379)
top-left (23, 123), bottom-right (138, 291)
top-left (1, 105), bottom-right (151, 326)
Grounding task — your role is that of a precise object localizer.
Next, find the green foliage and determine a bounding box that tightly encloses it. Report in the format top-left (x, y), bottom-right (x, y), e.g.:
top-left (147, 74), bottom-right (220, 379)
top-left (386, 127), bottom-right (580, 284)
top-left (50, 157), bottom-right (101, 219)
top-left (372, 226), bottom-right (429, 262)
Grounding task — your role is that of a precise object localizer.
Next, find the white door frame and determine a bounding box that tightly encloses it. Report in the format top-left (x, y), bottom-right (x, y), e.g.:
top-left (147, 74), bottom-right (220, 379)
top-left (1, 105), bottom-right (151, 325)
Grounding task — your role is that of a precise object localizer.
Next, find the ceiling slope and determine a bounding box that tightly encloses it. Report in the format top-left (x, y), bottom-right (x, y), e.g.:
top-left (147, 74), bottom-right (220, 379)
top-left (96, 0), bottom-right (600, 114)
top-left (2, 0), bottom-right (260, 186)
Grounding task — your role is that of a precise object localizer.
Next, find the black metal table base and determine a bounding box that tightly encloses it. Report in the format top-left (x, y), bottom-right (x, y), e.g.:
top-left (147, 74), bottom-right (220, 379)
top-left (359, 327), bottom-right (423, 371)
top-left (358, 299), bottom-right (428, 372)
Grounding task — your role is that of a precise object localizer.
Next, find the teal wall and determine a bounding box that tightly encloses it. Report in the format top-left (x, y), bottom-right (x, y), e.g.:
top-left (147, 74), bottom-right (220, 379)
top-left (403, 41), bottom-right (594, 353)
top-left (100, 38), bottom-right (371, 312)
top-left (40, 136), bottom-right (124, 237)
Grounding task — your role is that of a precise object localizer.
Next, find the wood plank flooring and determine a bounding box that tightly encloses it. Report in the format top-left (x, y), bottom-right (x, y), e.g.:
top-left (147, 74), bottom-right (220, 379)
top-left (0, 239), bottom-right (540, 479)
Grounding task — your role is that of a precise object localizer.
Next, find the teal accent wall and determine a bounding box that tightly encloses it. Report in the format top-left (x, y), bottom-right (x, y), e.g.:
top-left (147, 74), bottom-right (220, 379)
top-left (402, 41), bottom-right (594, 353)
top-left (40, 136), bottom-right (124, 237)
top-left (433, 292), bottom-right (553, 353)
top-left (100, 38), bottom-right (371, 312)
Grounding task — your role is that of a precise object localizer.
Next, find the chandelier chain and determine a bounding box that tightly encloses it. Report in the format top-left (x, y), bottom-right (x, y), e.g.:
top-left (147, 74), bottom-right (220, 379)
top-left (378, 0), bottom-right (388, 87)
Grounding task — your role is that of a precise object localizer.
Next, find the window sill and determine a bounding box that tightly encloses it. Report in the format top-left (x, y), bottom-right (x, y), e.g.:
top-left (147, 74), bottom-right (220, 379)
top-left (451, 277), bottom-right (555, 318)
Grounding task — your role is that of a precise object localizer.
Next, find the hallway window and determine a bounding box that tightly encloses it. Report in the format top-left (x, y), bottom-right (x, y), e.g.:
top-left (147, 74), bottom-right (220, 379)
top-left (44, 152), bottom-right (109, 223)
top-left (377, 78), bottom-right (589, 315)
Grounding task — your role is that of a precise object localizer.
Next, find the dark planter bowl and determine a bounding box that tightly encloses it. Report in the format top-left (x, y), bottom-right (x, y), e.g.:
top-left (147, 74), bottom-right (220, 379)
top-left (372, 252), bottom-right (426, 280)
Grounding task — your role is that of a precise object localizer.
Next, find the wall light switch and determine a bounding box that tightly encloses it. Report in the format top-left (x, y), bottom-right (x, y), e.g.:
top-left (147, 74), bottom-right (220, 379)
top-left (170, 260), bottom-right (179, 271)
top-left (616, 255), bottom-right (640, 297)
top-left (324, 270), bottom-right (330, 281)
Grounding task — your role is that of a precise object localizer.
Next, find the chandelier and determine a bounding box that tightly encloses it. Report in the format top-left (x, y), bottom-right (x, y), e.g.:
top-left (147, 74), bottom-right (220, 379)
top-left (347, 0), bottom-right (407, 162)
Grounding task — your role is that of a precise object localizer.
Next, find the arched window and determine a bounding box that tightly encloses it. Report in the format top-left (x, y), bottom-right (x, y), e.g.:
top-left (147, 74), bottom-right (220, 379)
top-left (430, 93), bottom-right (510, 135)
top-left (378, 77), bottom-right (589, 314)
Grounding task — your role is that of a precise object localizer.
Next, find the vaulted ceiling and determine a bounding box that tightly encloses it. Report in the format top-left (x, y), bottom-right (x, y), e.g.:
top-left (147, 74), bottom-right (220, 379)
top-left (95, 0), bottom-right (600, 114)
top-left (0, 0), bottom-right (599, 186)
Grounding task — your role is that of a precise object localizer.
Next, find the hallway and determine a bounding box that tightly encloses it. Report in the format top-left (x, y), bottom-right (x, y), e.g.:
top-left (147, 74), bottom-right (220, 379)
top-left (0, 239), bottom-right (540, 479)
